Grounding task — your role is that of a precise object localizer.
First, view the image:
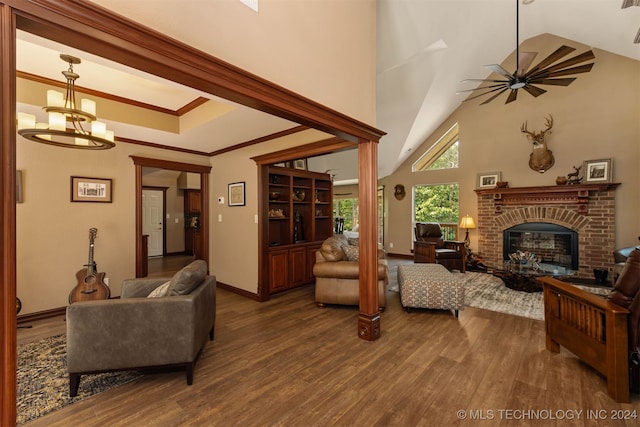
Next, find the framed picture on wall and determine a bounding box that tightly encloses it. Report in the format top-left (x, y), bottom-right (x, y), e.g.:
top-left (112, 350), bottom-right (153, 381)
top-left (228, 181), bottom-right (246, 206)
top-left (71, 176), bottom-right (113, 202)
top-left (293, 159), bottom-right (308, 170)
top-left (583, 158), bottom-right (612, 183)
top-left (477, 171), bottom-right (501, 189)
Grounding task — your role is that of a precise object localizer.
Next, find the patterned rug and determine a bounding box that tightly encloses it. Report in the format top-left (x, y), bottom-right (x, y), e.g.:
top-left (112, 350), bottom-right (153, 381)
top-left (17, 333), bottom-right (142, 425)
top-left (387, 263), bottom-right (610, 320)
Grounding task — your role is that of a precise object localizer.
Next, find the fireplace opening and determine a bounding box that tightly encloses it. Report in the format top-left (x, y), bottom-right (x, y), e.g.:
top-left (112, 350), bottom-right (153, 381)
top-left (503, 222), bottom-right (578, 270)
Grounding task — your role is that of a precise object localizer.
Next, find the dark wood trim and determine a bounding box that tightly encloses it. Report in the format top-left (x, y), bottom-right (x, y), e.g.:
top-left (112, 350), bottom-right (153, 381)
top-left (0, 4), bottom-right (16, 425)
top-left (16, 70), bottom-right (180, 116)
top-left (132, 156), bottom-right (211, 277)
top-left (358, 139), bottom-right (380, 341)
top-left (176, 96), bottom-right (209, 116)
top-left (130, 156), bottom-right (212, 174)
top-left (10, 0), bottom-right (385, 143)
top-left (252, 137), bottom-right (356, 165)
top-left (2, 1), bottom-right (385, 417)
top-left (17, 306), bottom-right (66, 324)
top-left (117, 136), bottom-right (210, 156)
top-left (209, 125), bottom-right (309, 157)
top-left (216, 281), bottom-right (261, 301)
top-left (475, 183), bottom-right (621, 215)
top-left (386, 253), bottom-right (413, 260)
top-left (257, 164), bottom-right (269, 301)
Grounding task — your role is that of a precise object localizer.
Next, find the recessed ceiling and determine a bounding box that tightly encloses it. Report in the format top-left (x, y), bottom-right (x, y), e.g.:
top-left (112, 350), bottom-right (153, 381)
top-left (16, 31), bottom-right (299, 154)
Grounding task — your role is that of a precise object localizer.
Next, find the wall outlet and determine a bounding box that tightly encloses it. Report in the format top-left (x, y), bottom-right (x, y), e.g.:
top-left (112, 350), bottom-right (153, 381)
top-left (389, 242), bottom-right (394, 248)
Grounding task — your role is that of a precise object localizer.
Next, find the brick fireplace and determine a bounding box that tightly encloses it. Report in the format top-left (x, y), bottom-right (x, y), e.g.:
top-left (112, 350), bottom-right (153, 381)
top-left (475, 183), bottom-right (620, 279)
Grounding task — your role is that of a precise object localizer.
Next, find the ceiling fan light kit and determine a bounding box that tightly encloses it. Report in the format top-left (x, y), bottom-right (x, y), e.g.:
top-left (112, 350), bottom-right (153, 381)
top-left (459, 0), bottom-right (595, 105)
top-left (17, 54), bottom-right (115, 149)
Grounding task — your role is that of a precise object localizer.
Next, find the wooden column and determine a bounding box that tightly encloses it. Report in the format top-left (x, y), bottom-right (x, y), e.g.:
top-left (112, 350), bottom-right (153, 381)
top-left (0, 4), bottom-right (17, 424)
top-left (357, 139), bottom-right (380, 341)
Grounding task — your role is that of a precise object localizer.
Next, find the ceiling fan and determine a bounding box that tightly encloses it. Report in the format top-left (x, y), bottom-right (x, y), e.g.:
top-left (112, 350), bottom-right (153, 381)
top-left (459, 0), bottom-right (595, 105)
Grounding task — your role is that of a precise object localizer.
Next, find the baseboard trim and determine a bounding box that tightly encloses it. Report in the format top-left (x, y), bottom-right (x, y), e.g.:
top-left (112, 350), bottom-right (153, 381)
top-left (18, 307), bottom-right (66, 324)
top-left (216, 281), bottom-right (261, 301)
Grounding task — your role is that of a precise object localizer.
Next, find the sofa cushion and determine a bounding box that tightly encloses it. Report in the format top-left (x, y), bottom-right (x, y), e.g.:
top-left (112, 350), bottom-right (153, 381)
top-left (347, 237), bottom-right (359, 246)
top-left (610, 248), bottom-right (640, 308)
top-left (147, 280), bottom-right (171, 298)
top-left (342, 245), bottom-right (359, 261)
top-left (167, 260), bottom-right (207, 296)
top-left (319, 237), bottom-right (346, 262)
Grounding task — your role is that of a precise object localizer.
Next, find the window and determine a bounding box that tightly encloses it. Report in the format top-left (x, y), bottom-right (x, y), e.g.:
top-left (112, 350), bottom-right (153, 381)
top-left (412, 123), bottom-right (459, 171)
top-left (413, 183), bottom-right (459, 240)
top-left (334, 198), bottom-right (358, 231)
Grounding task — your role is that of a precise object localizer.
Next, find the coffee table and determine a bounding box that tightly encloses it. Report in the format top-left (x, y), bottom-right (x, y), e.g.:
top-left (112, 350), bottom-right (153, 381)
top-left (487, 261), bottom-right (576, 293)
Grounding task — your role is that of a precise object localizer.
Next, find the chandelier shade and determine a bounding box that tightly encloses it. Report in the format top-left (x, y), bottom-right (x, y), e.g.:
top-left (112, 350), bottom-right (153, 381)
top-left (17, 54), bottom-right (115, 149)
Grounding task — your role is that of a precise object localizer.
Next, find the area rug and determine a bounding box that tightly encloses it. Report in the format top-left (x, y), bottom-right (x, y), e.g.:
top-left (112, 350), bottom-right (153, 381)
top-left (388, 264), bottom-right (610, 320)
top-left (17, 333), bottom-right (142, 425)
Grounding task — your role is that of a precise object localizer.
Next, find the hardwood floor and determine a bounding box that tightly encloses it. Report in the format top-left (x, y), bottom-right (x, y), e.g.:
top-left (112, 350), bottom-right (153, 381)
top-left (147, 253), bottom-right (196, 278)
top-left (19, 264), bottom-right (639, 426)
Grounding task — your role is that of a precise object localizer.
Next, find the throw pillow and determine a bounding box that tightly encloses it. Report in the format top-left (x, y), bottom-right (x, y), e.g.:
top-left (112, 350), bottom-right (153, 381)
top-left (347, 237), bottom-right (359, 246)
top-left (167, 259), bottom-right (207, 296)
top-left (147, 280), bottom-right (171, 298)
top-left (342, 244), bottom-right (359, 261)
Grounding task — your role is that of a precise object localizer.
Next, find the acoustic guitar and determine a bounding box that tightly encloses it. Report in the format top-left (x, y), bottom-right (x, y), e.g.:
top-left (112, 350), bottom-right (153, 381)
top-left (68, 228), bottom-right (110, 303)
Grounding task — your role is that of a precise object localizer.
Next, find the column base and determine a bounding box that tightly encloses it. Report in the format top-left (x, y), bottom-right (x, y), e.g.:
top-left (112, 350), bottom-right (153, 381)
top-left (358, 312), bottom-right (381, 341)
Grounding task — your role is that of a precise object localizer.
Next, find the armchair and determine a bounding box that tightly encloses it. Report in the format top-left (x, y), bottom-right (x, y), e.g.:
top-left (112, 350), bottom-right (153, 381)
top-left (66, 260), bottom-right (216, 397)
top-left (540, 248), bottom-right (640, 403)
top-left (414, 222), bottom-right (466, 272)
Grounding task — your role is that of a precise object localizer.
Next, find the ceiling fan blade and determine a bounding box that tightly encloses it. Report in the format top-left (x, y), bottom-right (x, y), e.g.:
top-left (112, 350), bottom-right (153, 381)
top-left (516, 52), bottom-right (538, 77)
top-left (478, 87), bottom-right (509, 104)
top-left (532, 63), bottom-right (594, 79)
top-left (456, 83), bottom-right (507, 94)
top-left (485, 64), bottom-right (513, 78)
top-left (527, 45), bottom-right (576, 74)
top-left (529, 77), bottom-right (577, 86)
top-left (462, 78), bottom-right (510, 83)
top-left (522, 84), bottom-right (547, 97)
top-left (529, 50), bottom-right (595, 77)
top-left (505, 89), bottom-right (518, 104)
top-left (463, 85), bottom-right (508, 102)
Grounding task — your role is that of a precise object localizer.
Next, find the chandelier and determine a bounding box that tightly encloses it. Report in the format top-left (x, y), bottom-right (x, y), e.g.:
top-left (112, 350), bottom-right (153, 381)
top-left (17, 54), bottom-right (115, 149)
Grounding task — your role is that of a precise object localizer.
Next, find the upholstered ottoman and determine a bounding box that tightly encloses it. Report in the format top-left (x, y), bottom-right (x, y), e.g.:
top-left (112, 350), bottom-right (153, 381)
top-left (397, 263), bottom-right (465, 317)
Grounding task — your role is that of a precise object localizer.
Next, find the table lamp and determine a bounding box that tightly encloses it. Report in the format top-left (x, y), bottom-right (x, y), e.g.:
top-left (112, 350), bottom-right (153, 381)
top-left (459, 214), bottom-right (476, 248)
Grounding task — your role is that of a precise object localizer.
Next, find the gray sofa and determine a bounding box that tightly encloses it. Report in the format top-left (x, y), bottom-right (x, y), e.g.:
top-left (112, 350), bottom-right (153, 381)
top-left (66, 260), bottom-right (216, 397)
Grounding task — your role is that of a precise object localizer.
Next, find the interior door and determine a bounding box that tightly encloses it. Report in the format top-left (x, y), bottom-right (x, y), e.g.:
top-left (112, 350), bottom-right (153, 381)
top-left (142, 189), bottom-right (164, 257)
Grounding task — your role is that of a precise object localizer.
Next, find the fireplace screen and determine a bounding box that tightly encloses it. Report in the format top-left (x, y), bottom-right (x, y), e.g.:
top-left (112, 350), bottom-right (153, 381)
top-left (503, 222), bottom-right (578, 270)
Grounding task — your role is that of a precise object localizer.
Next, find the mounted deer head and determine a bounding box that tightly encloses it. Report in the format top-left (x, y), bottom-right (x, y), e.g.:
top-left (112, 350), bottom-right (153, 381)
top-left (521, 115), bottom-right (555, 173)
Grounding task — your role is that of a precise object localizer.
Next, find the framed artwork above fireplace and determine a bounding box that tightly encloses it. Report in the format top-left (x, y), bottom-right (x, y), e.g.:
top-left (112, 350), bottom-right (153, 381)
top-left (477, 171), bottom-right (501, 189)
top-left (583, 158), bottom-right (612, 183)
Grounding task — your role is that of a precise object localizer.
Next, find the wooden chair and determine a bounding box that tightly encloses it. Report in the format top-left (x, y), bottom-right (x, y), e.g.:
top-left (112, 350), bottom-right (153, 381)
top-left (540, 276), bottom-right (630, 402)
top-left (414, 223), bottom-right (466, 273)
top-left (540, 247), bottom-right (640, 403)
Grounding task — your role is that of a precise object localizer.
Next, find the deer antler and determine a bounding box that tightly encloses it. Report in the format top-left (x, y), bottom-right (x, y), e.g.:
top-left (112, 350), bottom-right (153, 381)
top-left (521, 121), bottom-right (535, 139)
top-left (541, 115), bottom-right (553, 138)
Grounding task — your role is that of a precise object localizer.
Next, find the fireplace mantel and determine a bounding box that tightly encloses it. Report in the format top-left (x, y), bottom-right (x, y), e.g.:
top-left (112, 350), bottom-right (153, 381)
top-left (474, 183), bottom-right (620, 214)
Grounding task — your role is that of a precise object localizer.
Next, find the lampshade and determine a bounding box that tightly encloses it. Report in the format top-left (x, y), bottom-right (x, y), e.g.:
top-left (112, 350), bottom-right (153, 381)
top-left (459, 215), bottom-right (476, 229)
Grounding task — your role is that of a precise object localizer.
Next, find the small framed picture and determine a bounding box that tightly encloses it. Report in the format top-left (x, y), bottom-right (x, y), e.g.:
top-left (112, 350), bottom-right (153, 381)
top-left (228, 181), bottom-right (246, 206)
top-left (583, 158), bottom-right (612, 183)
top-left (71, 176), bottom-right (113, 202)
top-left (477, 172), bottom-right (501, 189)
top-left (293, 159), bottom-right (308, 170)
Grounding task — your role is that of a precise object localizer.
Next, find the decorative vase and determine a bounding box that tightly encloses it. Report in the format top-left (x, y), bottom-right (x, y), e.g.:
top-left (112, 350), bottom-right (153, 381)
top-left (556, 176), bottom-right (568, 185)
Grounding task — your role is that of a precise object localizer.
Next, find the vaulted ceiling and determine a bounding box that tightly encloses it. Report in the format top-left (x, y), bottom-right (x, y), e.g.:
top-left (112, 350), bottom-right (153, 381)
top-left (16, 0), bottom-right (640, 181)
